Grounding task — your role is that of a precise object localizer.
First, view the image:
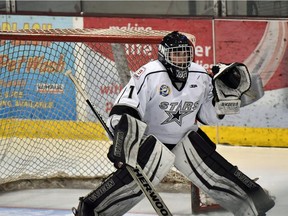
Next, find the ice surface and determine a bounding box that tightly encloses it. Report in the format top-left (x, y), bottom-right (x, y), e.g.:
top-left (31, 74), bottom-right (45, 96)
top-left (0, 145), bottom-right (287, 216)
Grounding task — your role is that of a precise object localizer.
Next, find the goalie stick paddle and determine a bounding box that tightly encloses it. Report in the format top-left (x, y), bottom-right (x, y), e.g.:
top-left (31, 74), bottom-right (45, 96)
top-left (65, 70), bottom-right (172, 216)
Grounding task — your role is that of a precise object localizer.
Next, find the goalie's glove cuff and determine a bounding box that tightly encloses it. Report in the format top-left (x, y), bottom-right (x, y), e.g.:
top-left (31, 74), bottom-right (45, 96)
top-left (215, 99), bottom-right (242, 115)
top-left (212, 62), bottom-right (251, 115)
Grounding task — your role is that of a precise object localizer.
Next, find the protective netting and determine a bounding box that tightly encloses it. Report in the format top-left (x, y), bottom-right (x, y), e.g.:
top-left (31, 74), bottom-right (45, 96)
top-left (0, 30), bottom-right (161, 189)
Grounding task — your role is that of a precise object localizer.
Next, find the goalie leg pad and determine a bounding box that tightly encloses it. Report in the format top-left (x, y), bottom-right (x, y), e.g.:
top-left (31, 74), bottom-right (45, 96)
top-left (75, 135), bottom-right (175, 216)
top-left (172, 130), bottom-right (274, 216)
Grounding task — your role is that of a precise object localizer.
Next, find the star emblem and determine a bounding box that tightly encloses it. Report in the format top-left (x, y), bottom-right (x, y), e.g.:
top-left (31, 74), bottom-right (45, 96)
top-left (161, 101), bottom-right (193, 126)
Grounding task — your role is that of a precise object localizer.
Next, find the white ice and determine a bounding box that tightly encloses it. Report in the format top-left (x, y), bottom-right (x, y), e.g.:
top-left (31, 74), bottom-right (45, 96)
top-left (0, 145), bottom-right (287, 216)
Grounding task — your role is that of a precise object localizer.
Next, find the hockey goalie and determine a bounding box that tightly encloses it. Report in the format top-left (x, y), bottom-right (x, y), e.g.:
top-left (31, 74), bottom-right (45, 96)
top-left (73, 31), bottom-right (275, 216)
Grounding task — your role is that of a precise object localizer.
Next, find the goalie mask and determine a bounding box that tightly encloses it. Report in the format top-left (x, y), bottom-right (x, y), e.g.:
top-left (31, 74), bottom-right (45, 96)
top-left (158, 31), bottom-right (194, 83)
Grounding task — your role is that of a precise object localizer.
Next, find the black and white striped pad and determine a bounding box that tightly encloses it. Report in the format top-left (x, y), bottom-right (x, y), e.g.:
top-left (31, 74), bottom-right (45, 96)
top-left (81, 135), bottom-right (175, 216)
top-left (172, 131), bottom-right (259, 216)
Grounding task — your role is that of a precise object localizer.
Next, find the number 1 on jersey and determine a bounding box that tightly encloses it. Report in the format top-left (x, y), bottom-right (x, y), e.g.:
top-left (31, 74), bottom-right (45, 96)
top-left (128, 86), bottom-right (135, 98)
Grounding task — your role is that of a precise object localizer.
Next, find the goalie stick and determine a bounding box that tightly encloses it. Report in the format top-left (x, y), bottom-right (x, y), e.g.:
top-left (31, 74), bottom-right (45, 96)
top-left (65, 70), bottom-right (172, 216)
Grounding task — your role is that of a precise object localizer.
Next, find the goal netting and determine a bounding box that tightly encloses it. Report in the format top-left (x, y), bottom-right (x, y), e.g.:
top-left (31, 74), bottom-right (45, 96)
top-left (0, 28), bottom-right (221, 213)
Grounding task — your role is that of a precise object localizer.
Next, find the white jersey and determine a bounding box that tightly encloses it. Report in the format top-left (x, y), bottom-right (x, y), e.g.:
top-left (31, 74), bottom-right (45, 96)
top-left (108, 60), bottom-right (220, 145)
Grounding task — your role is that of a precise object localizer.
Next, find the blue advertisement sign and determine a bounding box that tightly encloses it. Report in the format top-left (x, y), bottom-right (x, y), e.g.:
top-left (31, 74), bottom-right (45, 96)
top-left (0, 15), bottom-right (78, 120)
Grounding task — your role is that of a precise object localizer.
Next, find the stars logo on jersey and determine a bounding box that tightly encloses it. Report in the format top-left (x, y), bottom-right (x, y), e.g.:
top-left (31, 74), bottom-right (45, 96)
top-left (160, 100), bottom-right (199, 126)
top-left (159, 84), bottom-right (170, 97)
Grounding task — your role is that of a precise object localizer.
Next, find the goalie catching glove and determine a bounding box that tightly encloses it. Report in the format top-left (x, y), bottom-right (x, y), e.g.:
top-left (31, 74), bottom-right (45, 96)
top-left (212, 62), bottom-right (251, 115)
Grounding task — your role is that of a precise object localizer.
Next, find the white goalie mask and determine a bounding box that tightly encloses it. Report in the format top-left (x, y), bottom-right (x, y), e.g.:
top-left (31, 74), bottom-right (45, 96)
top-left (158, 31), bottom-right (194, 82)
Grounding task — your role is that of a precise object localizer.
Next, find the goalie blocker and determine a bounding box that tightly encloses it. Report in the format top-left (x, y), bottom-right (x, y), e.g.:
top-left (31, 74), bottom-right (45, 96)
top-left (172, 130), bottom-right (275, 216)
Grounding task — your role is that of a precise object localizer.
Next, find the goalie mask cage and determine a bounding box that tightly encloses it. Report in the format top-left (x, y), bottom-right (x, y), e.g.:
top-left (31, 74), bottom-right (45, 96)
top-left (0, 28), bottom-right (221, 214)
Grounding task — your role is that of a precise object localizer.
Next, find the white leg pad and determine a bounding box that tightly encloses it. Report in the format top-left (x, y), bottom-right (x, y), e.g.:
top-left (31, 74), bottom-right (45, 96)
top-left (86, 135), bottom-right (175, 216)
top-left (172, 131), bottom-right (258, 215)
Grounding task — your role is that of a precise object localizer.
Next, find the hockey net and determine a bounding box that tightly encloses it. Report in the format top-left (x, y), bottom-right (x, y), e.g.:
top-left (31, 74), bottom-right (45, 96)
top-left (0, 28), bottom-right (221, 213)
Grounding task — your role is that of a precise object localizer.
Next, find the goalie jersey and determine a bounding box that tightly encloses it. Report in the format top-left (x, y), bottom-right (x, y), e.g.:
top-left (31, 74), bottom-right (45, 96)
top-left (108, 60), bottom-right (220, 145)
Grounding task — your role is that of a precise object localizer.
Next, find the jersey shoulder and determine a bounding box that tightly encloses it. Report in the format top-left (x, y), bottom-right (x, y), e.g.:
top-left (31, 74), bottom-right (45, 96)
top-left (189, 62), bottom-right (208, 73)
top-left (188, 62), bottom-right (212, 84)
top-left (132, 60), bottom-right (166, 80)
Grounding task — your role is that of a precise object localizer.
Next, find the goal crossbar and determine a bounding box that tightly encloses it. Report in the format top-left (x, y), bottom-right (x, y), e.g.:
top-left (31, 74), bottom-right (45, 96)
top-left (0, 28), bottom-right (168, 43)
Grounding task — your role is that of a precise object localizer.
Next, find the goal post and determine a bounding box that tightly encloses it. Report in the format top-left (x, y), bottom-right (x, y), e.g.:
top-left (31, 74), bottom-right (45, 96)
top-left (0, 28), bottom-right (221, 214)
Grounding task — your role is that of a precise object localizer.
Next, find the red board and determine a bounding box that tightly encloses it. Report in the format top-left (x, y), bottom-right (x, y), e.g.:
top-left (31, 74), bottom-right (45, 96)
top-left (84, 17), bottom-right (288, 90)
